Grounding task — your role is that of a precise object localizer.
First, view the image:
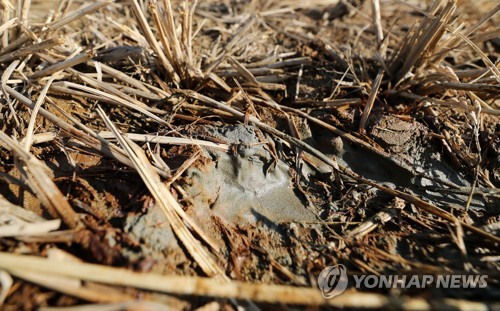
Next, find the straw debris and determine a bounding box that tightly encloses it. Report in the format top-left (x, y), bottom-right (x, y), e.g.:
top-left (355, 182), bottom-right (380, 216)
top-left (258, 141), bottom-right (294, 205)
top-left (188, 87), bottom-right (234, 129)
top-left (0, 0), bottom-right (498, 309)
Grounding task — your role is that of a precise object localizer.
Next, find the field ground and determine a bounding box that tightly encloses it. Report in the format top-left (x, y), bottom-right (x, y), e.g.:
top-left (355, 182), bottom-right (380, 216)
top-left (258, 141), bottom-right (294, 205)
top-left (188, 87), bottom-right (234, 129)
top-left (0, 0), bottom-right (499, 309)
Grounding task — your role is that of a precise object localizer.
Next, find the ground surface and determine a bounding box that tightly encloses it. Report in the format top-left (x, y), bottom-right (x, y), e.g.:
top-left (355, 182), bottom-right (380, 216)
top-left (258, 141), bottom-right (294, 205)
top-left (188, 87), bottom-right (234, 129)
top-left (0, 0), bottom-right (499, 310)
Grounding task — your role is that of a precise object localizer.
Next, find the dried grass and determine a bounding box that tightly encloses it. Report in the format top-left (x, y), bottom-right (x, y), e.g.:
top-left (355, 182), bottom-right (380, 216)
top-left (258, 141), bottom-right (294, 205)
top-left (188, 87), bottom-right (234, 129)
top-left (0, 0), bottom-right (498, 308)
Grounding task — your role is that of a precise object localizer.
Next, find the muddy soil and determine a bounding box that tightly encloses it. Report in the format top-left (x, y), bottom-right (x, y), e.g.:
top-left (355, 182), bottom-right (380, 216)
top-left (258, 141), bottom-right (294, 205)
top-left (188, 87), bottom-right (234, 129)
top-left (0, 0), bottom-right (499, 309)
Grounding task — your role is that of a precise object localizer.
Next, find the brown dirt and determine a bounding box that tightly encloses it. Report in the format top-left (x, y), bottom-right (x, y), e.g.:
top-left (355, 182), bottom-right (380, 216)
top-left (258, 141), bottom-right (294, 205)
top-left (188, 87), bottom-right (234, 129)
top-left (0, 0), bottom-right (499, 310)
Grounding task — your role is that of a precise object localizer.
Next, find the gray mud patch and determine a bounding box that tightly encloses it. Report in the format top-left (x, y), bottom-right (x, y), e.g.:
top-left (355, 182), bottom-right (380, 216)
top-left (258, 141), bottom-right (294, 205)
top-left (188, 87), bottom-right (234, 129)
top-left (124, 125), bottom-right (318, 272)
top-left (309, 114), bottom-right (490, 211)
top-left (183, 124), bottom-right (317, 227)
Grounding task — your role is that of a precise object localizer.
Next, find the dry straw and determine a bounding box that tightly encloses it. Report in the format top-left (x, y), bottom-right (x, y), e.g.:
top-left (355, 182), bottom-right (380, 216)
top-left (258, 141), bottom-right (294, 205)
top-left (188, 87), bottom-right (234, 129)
top-left (0, 0), bottom-right (498, 308)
